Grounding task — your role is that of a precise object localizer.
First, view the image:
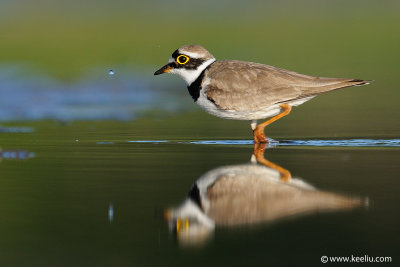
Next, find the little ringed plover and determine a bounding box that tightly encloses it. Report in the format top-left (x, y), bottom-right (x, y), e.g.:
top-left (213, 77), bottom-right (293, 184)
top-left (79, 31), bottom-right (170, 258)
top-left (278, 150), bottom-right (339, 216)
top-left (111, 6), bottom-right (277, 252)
top-left (154, 45), bottom-right (370, 143)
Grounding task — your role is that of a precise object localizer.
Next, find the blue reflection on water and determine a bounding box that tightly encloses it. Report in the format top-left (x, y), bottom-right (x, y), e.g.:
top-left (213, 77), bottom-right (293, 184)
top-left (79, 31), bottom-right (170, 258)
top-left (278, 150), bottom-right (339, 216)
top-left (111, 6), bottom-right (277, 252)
top-left (0, 66), bottom-right (187, 121)
top-left (128, 140), bottom-right (169, 144)
top-left (191, 139), bottom-right (400, 147)
top-left (279, 139), bottom-right (400, 147)
top-left (96, 142), bottom-right (115, 145)
top-left (0, 150), bottom-right (35, 160)
top-left (0, 126), bottom-right (34, 133)
top-left (129, 139), bottom-right (400, 148)
top-left (190, 140), bottom-right (254, 145)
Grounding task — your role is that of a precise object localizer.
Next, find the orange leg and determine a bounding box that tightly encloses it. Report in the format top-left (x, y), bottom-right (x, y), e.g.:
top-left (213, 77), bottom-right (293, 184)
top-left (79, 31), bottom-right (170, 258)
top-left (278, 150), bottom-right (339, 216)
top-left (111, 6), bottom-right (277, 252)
top-left (253, 143), bottom-right (292, 182)
top-left (253, 104), bottom-right (292, 143)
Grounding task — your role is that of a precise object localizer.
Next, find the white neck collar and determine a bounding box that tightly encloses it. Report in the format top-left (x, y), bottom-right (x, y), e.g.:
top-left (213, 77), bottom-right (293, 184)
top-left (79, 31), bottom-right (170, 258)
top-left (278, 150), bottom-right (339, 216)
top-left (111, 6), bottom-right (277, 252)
top-left (170, 58), bottom-right (216, 86)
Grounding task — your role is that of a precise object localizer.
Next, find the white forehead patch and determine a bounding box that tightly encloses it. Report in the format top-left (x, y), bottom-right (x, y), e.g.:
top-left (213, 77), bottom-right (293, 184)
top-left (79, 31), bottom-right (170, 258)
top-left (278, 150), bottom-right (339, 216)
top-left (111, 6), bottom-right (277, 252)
top-left (178, 50), bottom-right (203, 58)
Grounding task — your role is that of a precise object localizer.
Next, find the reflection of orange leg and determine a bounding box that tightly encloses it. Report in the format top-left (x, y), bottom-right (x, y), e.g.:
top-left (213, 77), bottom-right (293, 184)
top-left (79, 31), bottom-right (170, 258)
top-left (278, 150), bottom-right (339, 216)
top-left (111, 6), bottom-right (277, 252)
top-left (253, 143), bottom-right (292, 182)
top-left (253, 104), bottom-right (292, 143)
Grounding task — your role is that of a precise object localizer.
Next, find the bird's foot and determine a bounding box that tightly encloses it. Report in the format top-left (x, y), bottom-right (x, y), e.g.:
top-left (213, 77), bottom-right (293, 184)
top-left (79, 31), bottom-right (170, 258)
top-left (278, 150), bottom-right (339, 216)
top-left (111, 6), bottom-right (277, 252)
top-left (253, 129), bottom-right (278, 145)
top-left (253, 128), bottom-right (267, 143)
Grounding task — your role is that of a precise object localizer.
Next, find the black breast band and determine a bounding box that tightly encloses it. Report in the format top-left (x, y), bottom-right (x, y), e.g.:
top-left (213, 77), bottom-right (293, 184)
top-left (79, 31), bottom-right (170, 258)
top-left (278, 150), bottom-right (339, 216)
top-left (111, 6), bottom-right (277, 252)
top-left (187, 63), bottom-right (214, 102)
top-left (187, 184), bottom-right (203, 211)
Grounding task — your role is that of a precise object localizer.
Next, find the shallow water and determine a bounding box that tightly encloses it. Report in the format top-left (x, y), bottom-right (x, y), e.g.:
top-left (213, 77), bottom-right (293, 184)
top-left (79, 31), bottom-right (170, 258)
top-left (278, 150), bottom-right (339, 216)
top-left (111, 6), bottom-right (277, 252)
top-left (147, 139), bottom-right (400, 147)
top-left (0, 122), bottom-right (399, 265)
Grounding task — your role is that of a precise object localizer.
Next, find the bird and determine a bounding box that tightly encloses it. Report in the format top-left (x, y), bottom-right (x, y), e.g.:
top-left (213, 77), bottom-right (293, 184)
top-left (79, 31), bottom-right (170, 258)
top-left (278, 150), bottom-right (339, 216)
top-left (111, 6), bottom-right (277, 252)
top-left (164, 146), bottom-right (366, 246)
top-left (154, 45), bottom-right (370, 143)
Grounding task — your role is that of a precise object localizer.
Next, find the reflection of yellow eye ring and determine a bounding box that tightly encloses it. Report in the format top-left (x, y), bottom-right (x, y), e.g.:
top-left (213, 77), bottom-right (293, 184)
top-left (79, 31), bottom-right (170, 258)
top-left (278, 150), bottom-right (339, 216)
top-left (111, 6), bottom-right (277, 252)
top-left (177, 55), bottom-right (189, 65)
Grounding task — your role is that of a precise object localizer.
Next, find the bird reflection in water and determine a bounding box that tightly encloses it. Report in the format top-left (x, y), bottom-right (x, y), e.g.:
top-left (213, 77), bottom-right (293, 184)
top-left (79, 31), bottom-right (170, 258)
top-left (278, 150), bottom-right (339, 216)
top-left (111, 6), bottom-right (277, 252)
top-left (165, 144), bottom-right (367, 246)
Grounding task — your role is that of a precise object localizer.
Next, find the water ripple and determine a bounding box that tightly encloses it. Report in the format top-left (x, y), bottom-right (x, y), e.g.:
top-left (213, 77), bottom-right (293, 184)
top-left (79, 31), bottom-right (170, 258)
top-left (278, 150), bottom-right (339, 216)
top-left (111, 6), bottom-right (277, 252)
top-left (279, 139), bottom-right (400, 147)
top-left (128, 140), bottom-right (169, 144)
top-left (189, 140), bottom-right (254, 145)
top-left (128, 139), bottom-right (400, 148)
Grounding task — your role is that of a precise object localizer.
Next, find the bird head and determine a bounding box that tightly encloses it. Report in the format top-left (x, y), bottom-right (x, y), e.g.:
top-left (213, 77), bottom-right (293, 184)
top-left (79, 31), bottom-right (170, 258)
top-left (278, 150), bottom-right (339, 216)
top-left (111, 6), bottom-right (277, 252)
top-left (154, 45), bottom-right (216, 85)
top-left (164, 199), bottom-right (215, 246)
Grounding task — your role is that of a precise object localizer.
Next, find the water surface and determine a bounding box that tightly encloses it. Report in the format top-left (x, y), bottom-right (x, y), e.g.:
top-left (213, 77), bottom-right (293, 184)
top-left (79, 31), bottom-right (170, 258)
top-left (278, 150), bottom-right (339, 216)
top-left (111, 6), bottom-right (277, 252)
top-left (0, 122), bottom-right (399, 265)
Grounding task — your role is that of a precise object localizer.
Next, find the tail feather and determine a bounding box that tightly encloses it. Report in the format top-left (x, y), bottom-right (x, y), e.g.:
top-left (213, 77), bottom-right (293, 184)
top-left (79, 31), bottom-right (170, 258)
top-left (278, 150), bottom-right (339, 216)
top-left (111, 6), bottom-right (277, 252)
top-left (296, 78), bottom-right (372, 100)
top-left (349, 79), bottom-right (372, 85)
top-left (315, 78), bottom-right (371, 92)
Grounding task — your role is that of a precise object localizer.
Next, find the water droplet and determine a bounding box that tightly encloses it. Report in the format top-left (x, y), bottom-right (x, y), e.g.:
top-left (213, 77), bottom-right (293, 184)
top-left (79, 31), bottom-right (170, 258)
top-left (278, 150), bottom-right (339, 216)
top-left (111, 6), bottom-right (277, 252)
top-left (108, 203), bottom-right (114, 223)
top-left (108, 70), bottom-right (115, 76)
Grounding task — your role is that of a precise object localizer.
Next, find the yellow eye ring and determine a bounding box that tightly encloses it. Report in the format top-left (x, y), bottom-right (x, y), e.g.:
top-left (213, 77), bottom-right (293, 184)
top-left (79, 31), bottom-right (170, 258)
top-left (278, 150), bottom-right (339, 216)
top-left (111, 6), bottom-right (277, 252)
top-left (177, 55), bottom-right (189, 65)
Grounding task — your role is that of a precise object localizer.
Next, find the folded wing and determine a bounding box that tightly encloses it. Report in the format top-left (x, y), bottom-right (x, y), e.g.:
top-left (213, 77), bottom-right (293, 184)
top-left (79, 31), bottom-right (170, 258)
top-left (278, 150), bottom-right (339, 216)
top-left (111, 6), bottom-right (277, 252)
top-left (204, 60), bottom-right (369, 111)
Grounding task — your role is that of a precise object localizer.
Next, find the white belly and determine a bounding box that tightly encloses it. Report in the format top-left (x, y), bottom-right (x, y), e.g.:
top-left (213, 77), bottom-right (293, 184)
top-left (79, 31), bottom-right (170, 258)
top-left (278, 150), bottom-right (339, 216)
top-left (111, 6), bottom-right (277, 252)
top-left (196, 88), bottom-right (314, 120)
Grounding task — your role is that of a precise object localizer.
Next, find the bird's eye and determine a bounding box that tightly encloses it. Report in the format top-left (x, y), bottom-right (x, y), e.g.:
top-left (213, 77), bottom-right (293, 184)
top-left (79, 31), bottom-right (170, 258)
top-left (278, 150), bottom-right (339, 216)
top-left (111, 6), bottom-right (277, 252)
top-left (176, 55), bottom-right (189, 65)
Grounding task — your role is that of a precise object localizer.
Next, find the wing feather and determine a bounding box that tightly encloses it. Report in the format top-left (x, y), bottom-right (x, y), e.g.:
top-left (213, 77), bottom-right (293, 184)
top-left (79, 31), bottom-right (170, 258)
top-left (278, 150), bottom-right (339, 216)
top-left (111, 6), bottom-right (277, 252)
top-left (204, 60), bottom-right (367, 111)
